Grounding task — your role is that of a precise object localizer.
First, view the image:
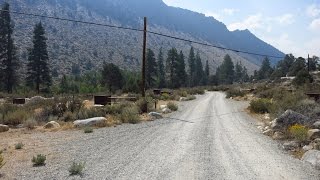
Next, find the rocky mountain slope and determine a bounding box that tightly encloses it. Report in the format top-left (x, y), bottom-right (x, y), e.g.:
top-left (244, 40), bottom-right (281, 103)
top-left (5, 0), bottom-right (284, 76)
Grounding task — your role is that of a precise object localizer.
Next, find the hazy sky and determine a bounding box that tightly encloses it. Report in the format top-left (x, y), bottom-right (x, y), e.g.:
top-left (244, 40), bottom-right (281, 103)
top-left (163, 0), bottom-right (320, 58)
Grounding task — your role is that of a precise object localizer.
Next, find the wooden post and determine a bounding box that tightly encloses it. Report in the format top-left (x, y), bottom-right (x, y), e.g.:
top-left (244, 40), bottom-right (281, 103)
top-left (308, 54), bottom-right (310, 72)
top-left (142, 17), bottom-right (147, 97)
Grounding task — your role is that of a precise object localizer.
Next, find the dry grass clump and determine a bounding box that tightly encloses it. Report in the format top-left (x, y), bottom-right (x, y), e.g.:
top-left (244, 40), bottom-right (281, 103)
top-left (119, 106), bottom-right (141, 124)
top-left (289, 124), bottom-right (308, 142)
top-left (32, 154), bottom-right (46, 166)
top-left (167, 102), bottom-right (178, 111)
top-left (249, 99), bottom-right (272, 114)
top-left (69, 162), bottom-right (85, 176)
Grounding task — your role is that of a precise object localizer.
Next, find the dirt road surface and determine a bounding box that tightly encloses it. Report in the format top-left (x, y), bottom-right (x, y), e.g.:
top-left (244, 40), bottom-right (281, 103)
top-left (1, 92), bottom-right (319, 179)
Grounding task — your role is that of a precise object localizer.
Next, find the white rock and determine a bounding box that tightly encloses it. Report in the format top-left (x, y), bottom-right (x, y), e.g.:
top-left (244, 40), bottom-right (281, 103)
top-left (148, 112), bottom-right (163, 119)
top-left (160, 105), bottom-right (167, 110)
top-left (273, 131), bottom-right (285, 140)
top-left (263, 126), bottom-right (270, 131)
top-left (257, 126), bottom-right (263, 131)
top-left (303, 145), bottom-right (314, 151)
top-left (263, 129), bottom-right (273, 136)
top-left (283, 141), bottom-right (299, 151)
top-left (73, 117), bottom-right (107, 128)
top-left (302, 150), bottom-right (320, 170)
top-left (162, 108), bottom-right (172, 114)
top-left (0, 124), bottom-right (9, 133)
top-left (308, 129), bottom-right (320, 140)
top-left (313, 121), bottom-right (320, 129)
top-left (179, 97), bottom-right (188, 101)
top-left (44, 121), bottom-right (60, 129)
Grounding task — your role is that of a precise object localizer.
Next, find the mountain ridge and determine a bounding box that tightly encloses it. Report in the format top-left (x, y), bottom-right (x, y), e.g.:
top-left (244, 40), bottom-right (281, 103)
top-left (3, 0), bottom-right (284, 76)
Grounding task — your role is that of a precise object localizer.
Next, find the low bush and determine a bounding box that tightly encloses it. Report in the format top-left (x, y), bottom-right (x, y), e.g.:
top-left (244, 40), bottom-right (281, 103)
top-left (136, 97), bottom-right (154, 113)
top-left (249, 99), bottom-right (272, 114)
top-left (105, 104), bottom-right (125, 115)
top-left (69, 162), bottom-right (85, 176)
top-left (24, 118), bottom-right (37, 129)
top-left (62, 111), bottom-right (76, 122)
top-left (289, 124), bottom-right (308, 142)
top-left (1, 109), bottom-right (30, 126)
top-left (119, 106), bottom-right (141, 124)
top-left (160, 93), bottom-right (171, 100)
top-left (167, 102), bottom-right (178, 111)
top-left (32, 154), bottom-right (46, 166)
top-left (83, 127), bottom-right (93, 133)
top-left (186, 87), bottom-right (205, 95)
top-left (15, 143), bottom-right (24, 150)
top-left (185, 95), bottom-right (196, 101)
top-left (226, 88), bottom-right (245, 98)
top-left (77, 107), bottom-right (106, 120)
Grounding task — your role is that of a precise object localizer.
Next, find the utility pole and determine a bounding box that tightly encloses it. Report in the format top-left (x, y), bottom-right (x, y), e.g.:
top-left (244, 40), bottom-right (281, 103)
top-left (142, 17), bottom-right (147, 97)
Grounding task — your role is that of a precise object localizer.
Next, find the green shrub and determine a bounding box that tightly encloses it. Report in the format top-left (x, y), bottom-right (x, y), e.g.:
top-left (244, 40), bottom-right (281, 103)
top-left (105, 104), bottom-right (125, 115)
top-left (136, 97), bottom-right (154, 113)
top-left (24, 118), bottom-right (37, 129)
top-left (62, 111), bottom-right (76, 122)
top-left (32, 154), bottom-right (46, 166)
top-left (249, 99), bottom-right (272, 113)
top-left (15, 143), bottom-right (24, 150)
top-left (119, 106), bottom-right (141, 124)
top-left (84, 127), bottom-right (93, 133)
top-left (186, 87), bottom-right (205, 95)
top-left (0, 150), bottom-right (5, 169)
top-left (226, 88), bottom-right (245, 98)
top-left (160, 93), bottom-right (170, 100)
top-left (69, 162), bottom-right (85, 176)
top-left (289, 124), bottom-right (308, 142)
top-left (2, 109), bottom-right (30, 126)
top-left (167, 102), bottom-right (178, 111)
top-left (77, 107), bottom-right (106, 120)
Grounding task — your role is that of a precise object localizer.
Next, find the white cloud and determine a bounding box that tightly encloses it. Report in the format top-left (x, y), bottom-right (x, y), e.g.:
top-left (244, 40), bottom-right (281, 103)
top-left (205, 11), bottom-right (223, 21)
top-left (306, 4), bottom-right (320, 17)
top-left (227, 14), bottom-right (263, 31)
top-left (222, 8), bottom-right (238, 16)
top-left (309, 18), bottom-right (320, 31)
top-left (276, 14), bottom-right (295, 25)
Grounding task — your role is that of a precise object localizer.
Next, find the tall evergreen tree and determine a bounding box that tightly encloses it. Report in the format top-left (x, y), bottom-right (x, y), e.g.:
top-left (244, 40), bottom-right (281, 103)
top-left (0, 3), bottom-right (19, 93)
top-left (177, 51), bottom-right (187, 87)
top-left (101, 63), bottom-right (123, 92)
top-left (157, 48), bottom-right (166, 88)
top-left (234, 62), bottom-right (243, 83)
top-left (271, 54), bottom-right (295, 78)
top-left (188, 47), bottom-right (196, 87)
top-left (241, 66), bottom-right (250, 82)
top-left (257, 57), bottom-right (273, 80)
top-left (26, 22), bottom-right (52, 93)
top-left (195, 52), bottom-right (204, 86)
top-left (146, 49), bottom-right (157, 88)
top-left (288, 57), bottom-right (306, 76)
top-left (165, 48), bottom-right (179, 88)
top-left (204, 60), bottom-right (210, 85)
top-left (216, 54), bottom-right (234, 84)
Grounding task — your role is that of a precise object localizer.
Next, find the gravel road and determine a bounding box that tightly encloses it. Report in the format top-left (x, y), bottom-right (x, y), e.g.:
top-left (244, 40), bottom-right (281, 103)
top-left (3, 92), bottom-right (320, 179)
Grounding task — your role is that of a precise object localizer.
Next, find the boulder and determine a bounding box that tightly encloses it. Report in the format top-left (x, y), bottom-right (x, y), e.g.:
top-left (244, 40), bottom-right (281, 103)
top-left (160, 105), bottom-right (167, 110)
top-left (308, 129), bottom-right (320, 140)
top-left (283, 141), bottom-right (299, 151)
top-left (44, 121), bottom-right (60, 129)
top-left (0, 124), bottom-right (9, 133)
top-left (313, 121), bottom-right (320, 129)
top-left (179, 97), bottom-right (188, 101)
top-left (271, 110), bottom-right (310, 131)
top-left (302, 150), bottom-right (320, 170)
top-left (303, 145), bottom-right (314, 151)
top-left (148, 112), bottom-right (163, 119)
top-left (272, 131), bottom-right (285, 140)
top-left (162, 108), bottom-right (172, 114)
top-left (262, 129), bottom-right (273, 136)
top-left (73, 117), bottom-right (107, 128)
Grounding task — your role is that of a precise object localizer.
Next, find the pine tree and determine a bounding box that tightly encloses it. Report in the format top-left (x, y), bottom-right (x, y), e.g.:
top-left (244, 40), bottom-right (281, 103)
top-left (257, 57), bottom-right (273, 80)
top-left (0, 3), bottom-right (19, 93)
top-left (271, 54), bottom-right (295, 79)
top-left (101, 63), bottom-right (123, 93)
top-left (195, 52), bottom-right (204, 86)
top-left (188, 47), bottom-right (196, 87)
top-left (157, 48), bottom-right (166, 88)
top-left (289, 57), bottom-right (306, 76)
top-left (146, 49), bottom-right (157, 88)
top-left (234, 62), bottom-right (243, 83)
top-left (204, 60), bottom-right (210, 85)
top-left (241, 66), bottom-right (250, 82)
top-left (216, 54), bottom-right (234, 84)
top-left (59, 74), bottom-right (69, 94)
top-left (26, 22), bottom-right (52, 93)
top-left (177, 51), bottom-right (187, 87)
top-left (165, 48), bottom-right (179, 88)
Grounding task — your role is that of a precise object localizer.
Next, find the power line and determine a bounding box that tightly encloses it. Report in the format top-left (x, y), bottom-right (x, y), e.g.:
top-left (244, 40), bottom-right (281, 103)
top-left (0, 9), bottom-right (285, 59)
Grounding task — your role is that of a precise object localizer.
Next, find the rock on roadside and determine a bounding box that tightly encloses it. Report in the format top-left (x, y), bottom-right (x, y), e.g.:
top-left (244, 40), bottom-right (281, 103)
top-left (0, 124), bottom-right (9, 132)
top-left (162, 108), bottom-right (172, 114)
top-left (73, 117), bottom-right (107, 128)
top-left (302, 150), bottom-right (320, 170)
top-left (148, 112), bottom-right (163, 119)
top-left (44, 121), bottom-right (60, 129)
top-left (308, 129), bottom-right (320, 140)
top-left (283, 141), bottom-right (299, 151)
top-left (271, 110), bottom-right (310, 131)
top-left (313, 121), bottom-right (320, 129)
